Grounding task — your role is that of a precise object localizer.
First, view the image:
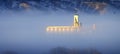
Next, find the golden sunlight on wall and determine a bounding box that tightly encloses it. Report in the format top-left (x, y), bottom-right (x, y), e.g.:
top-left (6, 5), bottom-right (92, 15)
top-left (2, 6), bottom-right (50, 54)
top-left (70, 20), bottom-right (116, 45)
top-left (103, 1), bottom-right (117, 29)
top-left (46, 14), bottom-right (80, 32)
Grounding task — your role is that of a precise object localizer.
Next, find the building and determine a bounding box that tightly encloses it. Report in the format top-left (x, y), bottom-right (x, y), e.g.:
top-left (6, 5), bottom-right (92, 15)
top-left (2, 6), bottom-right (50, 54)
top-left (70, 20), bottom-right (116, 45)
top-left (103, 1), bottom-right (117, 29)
top-left (46, 13), bottom-right (81, 32)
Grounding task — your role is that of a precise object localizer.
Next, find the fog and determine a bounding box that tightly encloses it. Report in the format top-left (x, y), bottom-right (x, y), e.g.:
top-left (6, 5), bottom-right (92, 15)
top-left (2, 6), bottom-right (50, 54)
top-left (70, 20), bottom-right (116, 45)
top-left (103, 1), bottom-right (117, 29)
top-left (0, 9), bottom-right (120, 54)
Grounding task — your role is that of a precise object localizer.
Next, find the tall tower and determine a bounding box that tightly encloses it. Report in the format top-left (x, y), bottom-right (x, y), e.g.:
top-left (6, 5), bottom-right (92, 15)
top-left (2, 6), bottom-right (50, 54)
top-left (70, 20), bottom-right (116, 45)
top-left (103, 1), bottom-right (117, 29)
top-left (73, 14), bottom-right (79, 27)
top-left (73, 8), bottom-right (80, 27)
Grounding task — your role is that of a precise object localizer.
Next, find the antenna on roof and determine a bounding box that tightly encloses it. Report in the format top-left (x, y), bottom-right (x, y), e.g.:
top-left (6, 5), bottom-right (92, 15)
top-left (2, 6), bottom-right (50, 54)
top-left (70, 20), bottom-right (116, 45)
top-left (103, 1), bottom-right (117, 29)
top-left (74, 8), bottom-right (79, 16)
top-left (74, 8), bottom-right (79, 15)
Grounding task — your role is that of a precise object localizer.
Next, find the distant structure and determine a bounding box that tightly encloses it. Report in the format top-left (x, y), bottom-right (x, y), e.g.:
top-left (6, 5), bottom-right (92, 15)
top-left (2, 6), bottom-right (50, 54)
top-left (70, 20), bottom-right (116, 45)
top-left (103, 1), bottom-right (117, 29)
top-left (46, 8), bottom-right (96, 32)
top-left (92, 24), bottom-right (96, 30)
top-left (46, 10), bottom-right (81, 32)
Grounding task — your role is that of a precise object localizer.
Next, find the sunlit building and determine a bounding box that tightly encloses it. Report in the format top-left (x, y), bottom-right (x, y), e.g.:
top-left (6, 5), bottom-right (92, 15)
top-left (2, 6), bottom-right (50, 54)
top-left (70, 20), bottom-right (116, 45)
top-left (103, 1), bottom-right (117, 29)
top-left (46, 13), bottom-right (81, 32)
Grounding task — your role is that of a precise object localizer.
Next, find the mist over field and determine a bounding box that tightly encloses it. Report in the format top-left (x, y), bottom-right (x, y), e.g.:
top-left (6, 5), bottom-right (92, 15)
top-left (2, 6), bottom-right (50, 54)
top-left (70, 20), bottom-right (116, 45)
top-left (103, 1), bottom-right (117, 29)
top-left (0, 0), bottom-right (120, 54)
